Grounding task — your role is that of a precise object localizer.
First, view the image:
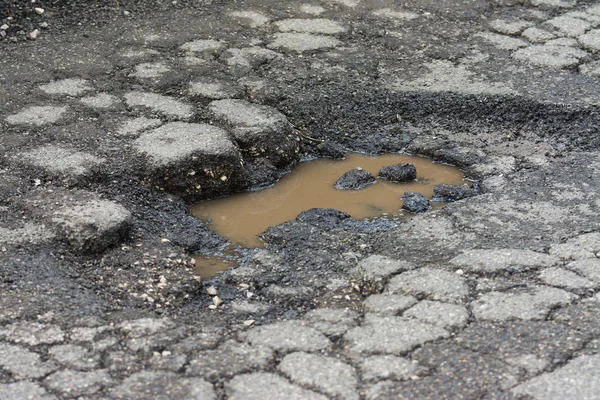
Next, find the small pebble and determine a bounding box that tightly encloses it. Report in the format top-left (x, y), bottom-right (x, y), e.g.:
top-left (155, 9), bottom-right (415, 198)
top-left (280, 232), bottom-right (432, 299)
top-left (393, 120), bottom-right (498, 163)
top-left (0, 24), bottom-right (8, 30)
top-left (213, 296), bottom-right (223, 306)
top-left (40, 22), bottom-right (48, 28)
top-left (455, 269), bottom-right (464, 275)
top-left (208, 305), bottom-right (217, 310)
top-left (29, 29), bottom-right (40, 40)
top-left (243, 320), bottom-right (255, 326)
top-left (34, 7), bottom-right (45, 15)
top-left (206, 286), bottom-right (218, 296)
top-left (124, 11), bottom-right (131, 16)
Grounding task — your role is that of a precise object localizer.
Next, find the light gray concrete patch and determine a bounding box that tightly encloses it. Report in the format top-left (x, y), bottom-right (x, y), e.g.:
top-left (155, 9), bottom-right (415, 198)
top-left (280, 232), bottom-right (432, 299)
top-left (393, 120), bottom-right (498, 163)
top-left (132, 62), bottom-right (171, 79)
top-left (279, 352), bottom-right (358, 400)
top-left (18, 145), bottom-right (105, 178)
top-left (0, 343), bottom-right (55, 379)
top-left (135, 122), bottom-right (239, 167)
top-left (351, 255), bottom-right (413, 293)
top-left (0, 321), bottom-right (64, 345)
top-left (580, 60), bottom-right (600, 76)
top-left (386, 267), bottom-right (469, 303)
top-left (360, 355), bottom-right (424, 381)
top-left (539, 267), bottom-right (596, 290)
top-left (372, 8), bottom-right (419, 21)
top-left (477, 32), bottom-right (529, 50)
top-left (403, 301), bottom-right (469, 329)
top-left (544, 16), bottom-right (592, 37)
top-left (521, 27), bottom-right (556, 42)
top-left (304, 308), bottom-right (359, 337)
top-left (587, 4), bottom-right (600, 16)
top-left (111, 371), bottom-right (215, 400)
top-left (189, 80), bottom-right (244, 99)
top-left (274, 18), bottom-right (346, 34)
top-left (545, 37), bottom-right (580, 47)
top-left (180, 39), bottom-right (225, 53)
top-left (5, 105), bottom-right (68, 126)
top-left (49, 344), bottom-right (100, 370)
top-left (269, 32), bottom-right (341, 52)
top-left (489, 19), bottom-right (533, 35)
top-left (121, 48), bottom-right (160, 58)
top-left (566, 258), bottom-right (600, 284)
top-left (578, 29), bottom-right (600, 51)
top-left (299, 4), bottom-right (325, 15)
top-left (118, 318), bottom-right (174, 338)
top-left (44, 369), bottom-right (113, 397)
top-left (450, 248), bottom-right (559, 273)
top-left (229, 11), bottom-right (271, 27)
top-left (343, 314), bottom-right (449, 354)
top-left (117, 116), bottom-right (163, 136)
top-left (471, 285), bottom-right (577, 321)
top-left (513, 44), bottom-right (588, 68)
top-left (226, 373), bottom-right (327, 400)
top-left (221, 47), bottom-right (280, 68)
top-left (80, 93), bottom-right (121, 109)
top-left (39, 78), bottom-right (93, 96)
top-left (550, 232), bottom-right (600, 260)
top-left (511, 354), bottom-right (600, 399)
top-left (0, 222), bottom-right (56, 245)
top-left (0, 381), bottom-right (57, 400)
top-left (186, 340), bottom-right (274, 380)
top-left (124, 91), bottom-right (195, 120)
top-left (363, 294), bottom-right (417, 315)
top-left (240, 320), bottom-right (332, 352)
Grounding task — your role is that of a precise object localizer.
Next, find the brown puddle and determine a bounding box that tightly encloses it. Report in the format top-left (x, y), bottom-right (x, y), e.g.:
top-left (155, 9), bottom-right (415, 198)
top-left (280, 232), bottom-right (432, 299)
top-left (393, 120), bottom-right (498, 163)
top-left (192, 153), bottom-right (465, 269)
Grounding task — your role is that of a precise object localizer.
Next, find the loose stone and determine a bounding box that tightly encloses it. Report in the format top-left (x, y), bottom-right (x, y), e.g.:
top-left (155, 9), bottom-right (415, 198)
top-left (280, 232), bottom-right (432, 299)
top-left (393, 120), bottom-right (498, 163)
top-left (401, 192), bottom-right (430, 213)
top-left (378, 163), bottom-right (417, 182)
top-left (433, 183), bottom-right (480, 201)
top-left (335, 168), bottom-right (376, 190)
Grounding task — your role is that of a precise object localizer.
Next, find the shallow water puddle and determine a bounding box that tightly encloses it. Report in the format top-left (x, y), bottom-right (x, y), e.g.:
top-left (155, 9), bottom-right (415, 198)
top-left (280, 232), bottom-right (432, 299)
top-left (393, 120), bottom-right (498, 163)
top-left (192, 153), bottom-right (464, 277)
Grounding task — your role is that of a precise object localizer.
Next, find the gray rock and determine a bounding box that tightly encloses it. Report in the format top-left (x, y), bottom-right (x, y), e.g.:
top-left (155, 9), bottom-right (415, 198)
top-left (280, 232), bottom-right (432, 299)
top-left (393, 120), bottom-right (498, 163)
top-left (539, 267), bottom-right (596, 290)
top-left (226, 373), bottom-right (327, 400)
top-left (269, 32), bottom-right (341, 52)
top-left (386, 268), bottom-right (469, 303)
top-left (378, 163), bottom-right (417, 182)
top-left (229, 10), bottom-right (271, 27)
top-left (550, 232), bottom-right (600, 260)
top-left (17, 145), bottom-right (105, 182)
top-left (0, 343), bottom-right (55, 379)
top-left (132, 62), bottom-right (171, 79)
top-left (513, 45), bottom-right (588, 68)
top-left (335, 168), bottom-right (377, 190)
top-left (511, 355), bottom-right (600, 399)
top-left (0, 381), bottom-right (57, 400)
top-left (124, 91), bottom-right (194, 120)
top-left (274, 18), bottom-right (346, 34)
top-left (44, 369), bottom-right (113, 397)
top-left (80, 93), bottom-right (121, 109)
top-left (402, 192), bottom-right (430, 213)
top-left (566, 258), bottom-right (600, 284)
top-left (360, 355), bottom-right (424, 381)
top-left (521, 27), bottom-right (556, 42)
top-left (351, 255), bottom-right (414, 294)
top-left (39, 78), bottom-right (93, 96)
top-left (580, 60), bottom-right (600, 76)
top-left (489, 19), bottom-right (533, 35)
top-left (111, 371), bottom-right (215, 400)
top-left (189, 80), bottom-right (244, 99)
top-left (304, 308), bottom-right (359, 337)
top-left (240, 320), bottom-right (332, 352)
top-left (450, 248), bottom-right (559, 273)
top-left (48, 344), bottom-right (100, 370)
top-left (477, 32), bottom-right (529, 50)
top-left (544, 16), bottom-right (592, 37)
top-left (279, 352), bottom-right (358, 400)
top-left (343, 314), bottom-right (449, 354)
top-left (5, 105), bottom-right (69, 126)
top-left (208, 99), bottom-right (299, 167)
top-left (180, 39), bottom-right (225, 53)
top-left (363, 294), bottom-right (418, 315)
top-left (186, 340), bottom-right (274, 381)
top-left (0, 321), bottom-right (64, 345)
top-left (135, 122), bottom-right (245, 200)
top-left (471, 285), bottom-right (577, 321)
top-left (403, 300), bottom-right (470, 329)
top-left (578, 29), bottom-right (600, 52)
top-left (221, 47), bottom-right (280, 69)
top-left (546, 37), bottom-right (579, 47)
top-left (433, 184), bottom-right (480, 202)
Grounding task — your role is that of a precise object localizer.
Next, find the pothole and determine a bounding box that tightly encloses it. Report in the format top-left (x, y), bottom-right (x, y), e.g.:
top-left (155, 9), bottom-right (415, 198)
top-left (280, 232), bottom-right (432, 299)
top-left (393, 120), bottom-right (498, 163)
top-left (192, 152), bottom-right (467, 277)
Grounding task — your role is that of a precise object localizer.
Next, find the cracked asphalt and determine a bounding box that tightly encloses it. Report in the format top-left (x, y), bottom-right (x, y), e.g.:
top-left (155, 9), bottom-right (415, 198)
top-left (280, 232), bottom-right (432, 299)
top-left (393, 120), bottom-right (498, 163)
top-left (1, 0), bottom-right (599, 398)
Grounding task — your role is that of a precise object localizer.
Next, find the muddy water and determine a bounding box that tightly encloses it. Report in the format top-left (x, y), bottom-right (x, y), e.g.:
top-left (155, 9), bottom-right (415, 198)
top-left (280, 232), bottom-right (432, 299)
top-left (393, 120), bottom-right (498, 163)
top-left (192, 153), bottom-right (465, 253)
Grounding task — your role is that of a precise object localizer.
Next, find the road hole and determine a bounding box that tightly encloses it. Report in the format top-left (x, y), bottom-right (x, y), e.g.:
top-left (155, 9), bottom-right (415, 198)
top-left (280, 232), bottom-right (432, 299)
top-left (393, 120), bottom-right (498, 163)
top-left (192, 153), bottom-right (465, 277)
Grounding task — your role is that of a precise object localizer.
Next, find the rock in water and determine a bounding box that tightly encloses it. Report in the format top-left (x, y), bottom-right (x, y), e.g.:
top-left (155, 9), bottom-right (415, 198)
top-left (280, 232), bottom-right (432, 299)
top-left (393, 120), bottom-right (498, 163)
top-left (335, 168), bottom-right (376, 190)
top-left (402, 192), bottom-right (430, 213)
top-left (378, 163), bottom-right (417, 182)
top-left (433, 183), bottom-right (480, 201)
